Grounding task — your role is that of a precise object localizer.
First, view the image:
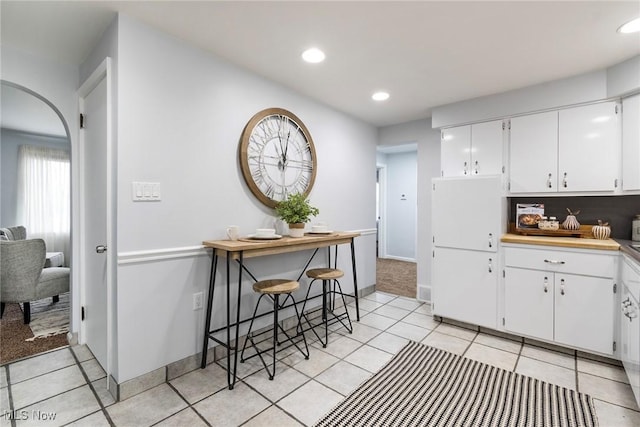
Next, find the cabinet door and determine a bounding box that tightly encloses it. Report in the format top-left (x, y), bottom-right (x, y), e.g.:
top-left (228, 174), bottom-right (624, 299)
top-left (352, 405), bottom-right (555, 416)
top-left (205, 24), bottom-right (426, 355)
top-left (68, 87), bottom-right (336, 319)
top-left (432, 176), bottom-right (502, 252)
top-left (558, 102), bottom-right (619, 192)
top-left (471, 120), bottom-right (504, 176)
top-left (554, 274), bottom-right (614, 355)
top-left (441, 126), bottom-right (471, 177)
top-left (622, 94), bottom-right (640, 191)
top-left (432, 247), bottom-right (497, 329)
top-left (504, 267), bottom-right (554, 340)
top-left (509, 111), bottom-right (558, 193)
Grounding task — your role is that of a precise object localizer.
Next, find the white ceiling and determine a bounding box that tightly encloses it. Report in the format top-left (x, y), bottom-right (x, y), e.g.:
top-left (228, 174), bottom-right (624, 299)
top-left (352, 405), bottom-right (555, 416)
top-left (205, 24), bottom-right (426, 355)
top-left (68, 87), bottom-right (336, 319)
top-left (1, 1), bottom-right (639, 128)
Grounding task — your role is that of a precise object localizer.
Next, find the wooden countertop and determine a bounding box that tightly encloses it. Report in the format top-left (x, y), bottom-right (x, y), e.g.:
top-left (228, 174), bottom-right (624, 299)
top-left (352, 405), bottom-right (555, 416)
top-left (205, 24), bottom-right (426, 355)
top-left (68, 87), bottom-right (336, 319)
top-left (501, 233), bottom-right (621, 251)
top-left (203, 231), bottom-right (360, 259)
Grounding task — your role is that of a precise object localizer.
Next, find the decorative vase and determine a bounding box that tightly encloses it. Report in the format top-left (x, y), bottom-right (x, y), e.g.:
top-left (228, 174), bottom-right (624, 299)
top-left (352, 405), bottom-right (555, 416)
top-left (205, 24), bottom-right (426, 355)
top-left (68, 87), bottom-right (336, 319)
top-left (562, 208), bottom-right (581, 230)
top-left (288, 222), bottom-right (305, 238)
top-left (592, 220), bottom-right (611, 240)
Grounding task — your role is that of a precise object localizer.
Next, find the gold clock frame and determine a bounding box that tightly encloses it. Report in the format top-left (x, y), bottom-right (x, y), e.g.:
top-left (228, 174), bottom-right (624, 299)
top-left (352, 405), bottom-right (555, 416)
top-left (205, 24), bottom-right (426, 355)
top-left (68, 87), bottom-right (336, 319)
top-left (239, 107), bottom-right (317, 208)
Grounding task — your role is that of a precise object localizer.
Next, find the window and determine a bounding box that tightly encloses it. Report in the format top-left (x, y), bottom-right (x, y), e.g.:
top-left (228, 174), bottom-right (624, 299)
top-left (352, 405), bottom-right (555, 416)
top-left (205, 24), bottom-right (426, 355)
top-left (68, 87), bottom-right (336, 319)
top-left (17, 144), bottom-right (70, 259)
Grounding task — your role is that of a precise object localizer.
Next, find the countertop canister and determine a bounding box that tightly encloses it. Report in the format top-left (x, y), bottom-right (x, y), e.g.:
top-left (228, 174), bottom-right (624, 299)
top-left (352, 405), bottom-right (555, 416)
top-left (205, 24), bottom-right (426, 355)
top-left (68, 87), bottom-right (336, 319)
top-left (633, 214), bottom-right (640, 242)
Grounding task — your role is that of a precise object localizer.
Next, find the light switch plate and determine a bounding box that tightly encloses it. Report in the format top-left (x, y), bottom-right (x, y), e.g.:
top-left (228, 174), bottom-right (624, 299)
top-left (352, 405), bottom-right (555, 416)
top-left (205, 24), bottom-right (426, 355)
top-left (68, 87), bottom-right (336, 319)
top-left (132, 182), bottom-right (161, 201)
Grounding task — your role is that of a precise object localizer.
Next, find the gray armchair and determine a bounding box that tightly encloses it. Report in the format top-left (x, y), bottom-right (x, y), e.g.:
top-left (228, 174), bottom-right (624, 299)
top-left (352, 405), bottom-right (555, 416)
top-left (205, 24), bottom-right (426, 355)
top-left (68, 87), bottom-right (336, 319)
top-left (0, 239), bottom-right (70, 324)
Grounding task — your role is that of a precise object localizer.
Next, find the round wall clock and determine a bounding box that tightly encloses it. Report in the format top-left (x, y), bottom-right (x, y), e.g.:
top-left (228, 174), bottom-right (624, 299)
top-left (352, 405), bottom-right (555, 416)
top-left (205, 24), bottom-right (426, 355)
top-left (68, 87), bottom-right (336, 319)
top-left (239, 108), bottom-right (317, 208)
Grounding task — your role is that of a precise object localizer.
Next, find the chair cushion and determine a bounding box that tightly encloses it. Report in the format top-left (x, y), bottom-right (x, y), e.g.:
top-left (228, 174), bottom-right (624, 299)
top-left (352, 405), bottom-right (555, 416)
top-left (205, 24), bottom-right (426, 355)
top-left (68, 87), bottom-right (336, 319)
top-left (36, 267), bottom-right (70, 300)
top-left (45, 252), bottom-right (65, 268)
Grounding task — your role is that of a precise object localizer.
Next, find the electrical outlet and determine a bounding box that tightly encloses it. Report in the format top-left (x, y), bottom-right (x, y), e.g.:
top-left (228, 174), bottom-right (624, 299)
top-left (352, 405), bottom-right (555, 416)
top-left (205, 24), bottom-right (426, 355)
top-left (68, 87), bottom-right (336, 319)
top-left (193, 292), bottom-right (203, 310)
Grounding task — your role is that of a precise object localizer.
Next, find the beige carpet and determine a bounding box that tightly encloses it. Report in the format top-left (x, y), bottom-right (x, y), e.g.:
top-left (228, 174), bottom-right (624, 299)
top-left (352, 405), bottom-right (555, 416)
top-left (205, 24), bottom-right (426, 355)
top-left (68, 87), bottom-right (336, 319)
top-left (0, 295), bottom-right (69, 364)
top-left (375, 258), bottom-right (417, 298)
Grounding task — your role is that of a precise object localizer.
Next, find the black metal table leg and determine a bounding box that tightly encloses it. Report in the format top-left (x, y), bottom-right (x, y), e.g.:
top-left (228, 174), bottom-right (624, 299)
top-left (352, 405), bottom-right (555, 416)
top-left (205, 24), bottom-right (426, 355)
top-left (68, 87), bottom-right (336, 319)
top-left (201, 251), bottom-right (218, 368)
top-left (350, 238), bottom-right (360, 321)
top-left (226, 255), bottom-right (232, 388)
top-left (230, 251), bottom-right (244, 390)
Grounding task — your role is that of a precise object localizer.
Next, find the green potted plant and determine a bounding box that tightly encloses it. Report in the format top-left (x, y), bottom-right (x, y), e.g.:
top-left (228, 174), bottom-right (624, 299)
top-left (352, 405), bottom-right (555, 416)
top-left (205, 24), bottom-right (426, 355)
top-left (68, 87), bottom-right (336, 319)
top-left (275, 193), bottom-right (320, 237)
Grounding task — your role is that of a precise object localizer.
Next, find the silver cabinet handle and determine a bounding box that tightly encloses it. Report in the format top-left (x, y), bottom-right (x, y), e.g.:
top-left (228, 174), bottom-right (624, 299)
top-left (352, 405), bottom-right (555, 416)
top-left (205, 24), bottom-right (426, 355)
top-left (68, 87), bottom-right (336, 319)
top-left (488, 233), bottom-right (493, 248)
top-left (474, 160), bottom-right (479, 175)
top-left (543, 277), bottom-right (548, 293)
top-left (563, 172), bottom-right (568, 188)
top-left (547, 173), bottom-right (553, 188)
top-left (488, 258), bottom-right (493, 273)
top-left (560, 278), bottom-right (565, 295)
top-left (463, 161), bottom-right (468, 175)
top-left (544, 259), bottom-right (565, 265)
top-left (96, 245), bottom-right (107, 254)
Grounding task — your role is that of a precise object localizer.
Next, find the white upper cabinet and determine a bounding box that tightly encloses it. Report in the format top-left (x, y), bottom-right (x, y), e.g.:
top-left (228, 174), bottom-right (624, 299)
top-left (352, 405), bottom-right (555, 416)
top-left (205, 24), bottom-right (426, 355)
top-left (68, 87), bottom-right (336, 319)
top-left (441, 125), bottom-right (471, 177)
top-left (622, 94), bottom-right (640, 191)
top-left (558, 102), bottom-right (619, 192)
top-left (509, 111), bottom-right (558, 193)
top-left (441, 120), bottom-right (503, 177)
top-left (509, 102), bottom-right (620, 194)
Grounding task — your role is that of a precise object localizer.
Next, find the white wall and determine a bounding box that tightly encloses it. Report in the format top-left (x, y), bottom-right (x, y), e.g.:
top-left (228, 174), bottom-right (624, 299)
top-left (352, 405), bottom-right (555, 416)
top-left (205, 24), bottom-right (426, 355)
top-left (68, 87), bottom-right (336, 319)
top-left (111, 15), bottom-right (377, 382)
top-left (384, 152), bottom-right (417, 260)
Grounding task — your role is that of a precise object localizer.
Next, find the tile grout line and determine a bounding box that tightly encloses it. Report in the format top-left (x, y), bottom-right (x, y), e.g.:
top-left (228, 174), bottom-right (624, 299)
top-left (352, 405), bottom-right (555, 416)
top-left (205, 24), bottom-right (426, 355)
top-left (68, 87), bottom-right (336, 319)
top-left (4, 364), bottom-right (17, 427)
top-left (69, 347), bottom-right (116, 427)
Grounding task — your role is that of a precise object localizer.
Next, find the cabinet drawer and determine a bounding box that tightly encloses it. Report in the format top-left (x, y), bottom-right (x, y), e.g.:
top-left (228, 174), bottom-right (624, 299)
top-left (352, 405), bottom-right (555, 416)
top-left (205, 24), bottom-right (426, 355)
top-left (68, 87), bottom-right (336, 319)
top-left (504, 247), bottom-right (616, 278)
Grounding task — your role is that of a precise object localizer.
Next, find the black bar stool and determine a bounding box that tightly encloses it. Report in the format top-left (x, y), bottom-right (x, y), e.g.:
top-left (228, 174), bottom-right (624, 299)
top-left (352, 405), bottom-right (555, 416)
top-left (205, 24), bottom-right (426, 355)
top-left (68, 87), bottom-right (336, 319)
top-left (299, 268), bottom-right (353, 347)
top-left (240, 279), bottom-right (309, 380)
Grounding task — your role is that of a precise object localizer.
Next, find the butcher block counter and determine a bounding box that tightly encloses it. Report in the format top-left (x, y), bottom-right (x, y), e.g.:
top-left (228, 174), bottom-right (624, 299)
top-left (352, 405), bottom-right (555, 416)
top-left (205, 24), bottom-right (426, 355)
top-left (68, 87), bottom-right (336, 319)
top-left (501, 233), bottom-right (621, 251)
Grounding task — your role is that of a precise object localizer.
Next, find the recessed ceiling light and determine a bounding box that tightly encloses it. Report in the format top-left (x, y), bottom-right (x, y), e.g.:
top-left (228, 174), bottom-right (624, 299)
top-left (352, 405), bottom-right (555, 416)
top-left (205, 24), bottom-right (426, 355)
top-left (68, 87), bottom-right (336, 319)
top-left (372, 91), bottom-right (390, 101)
top-left (618, 17), bottom-right (640, 34)
top-left (302, 48), bottom-right (325, 63)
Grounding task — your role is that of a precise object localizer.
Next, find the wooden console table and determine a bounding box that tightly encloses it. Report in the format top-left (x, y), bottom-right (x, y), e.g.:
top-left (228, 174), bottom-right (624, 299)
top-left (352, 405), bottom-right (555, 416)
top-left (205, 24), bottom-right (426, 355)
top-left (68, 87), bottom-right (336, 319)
top-left (200, 231), bottom-right (361, 389)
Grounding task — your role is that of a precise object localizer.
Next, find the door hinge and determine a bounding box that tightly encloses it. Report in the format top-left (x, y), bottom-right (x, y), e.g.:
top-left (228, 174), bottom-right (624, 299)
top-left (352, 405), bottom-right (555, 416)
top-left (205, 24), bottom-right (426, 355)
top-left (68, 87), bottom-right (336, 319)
top-left (81, 306), bottom-right (85, 321)
top-left (615, 105), bottom-right (619, 114)
top-left (613, 341), bottom-right (617, 352)
top-left (432, 250), bottom-right (435, 258)
top-left (614, 179), bottom-right (618, 188)
top-left (433, 236), bottom-right (435, 243)
top-left (508, 181), bottom-right (511, 191)
top-left (503, 270), bottom-right (505, 278)
top-left (433, 183), bottom-right (436, 190)
top-left (502, 166), bottom-right (505, 174)
top-left (80, 114), bottom-right (86, 129)
top-left (502, 317), bottom-right (505, 326)
top-left (613, 283), bottom-right (617, 294)
top-left (502, 122), bottom-right (505, 130)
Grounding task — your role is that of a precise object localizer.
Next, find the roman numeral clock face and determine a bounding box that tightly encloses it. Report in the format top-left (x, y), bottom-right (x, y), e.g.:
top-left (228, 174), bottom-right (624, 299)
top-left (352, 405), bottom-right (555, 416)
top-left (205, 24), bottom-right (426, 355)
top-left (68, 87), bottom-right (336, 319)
top-left (240, 108), bottom-right (317, 208)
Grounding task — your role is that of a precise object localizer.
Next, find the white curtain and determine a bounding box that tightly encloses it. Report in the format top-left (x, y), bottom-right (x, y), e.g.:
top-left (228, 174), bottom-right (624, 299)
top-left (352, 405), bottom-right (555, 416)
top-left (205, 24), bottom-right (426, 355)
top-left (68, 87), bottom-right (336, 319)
top-left (17, 145), bottom-right (71, 264)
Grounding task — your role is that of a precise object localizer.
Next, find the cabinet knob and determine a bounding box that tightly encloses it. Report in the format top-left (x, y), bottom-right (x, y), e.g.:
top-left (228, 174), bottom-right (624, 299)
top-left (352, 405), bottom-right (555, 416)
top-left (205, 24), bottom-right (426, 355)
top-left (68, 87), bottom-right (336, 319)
top-left (544, 259), bottom-right (565, 265)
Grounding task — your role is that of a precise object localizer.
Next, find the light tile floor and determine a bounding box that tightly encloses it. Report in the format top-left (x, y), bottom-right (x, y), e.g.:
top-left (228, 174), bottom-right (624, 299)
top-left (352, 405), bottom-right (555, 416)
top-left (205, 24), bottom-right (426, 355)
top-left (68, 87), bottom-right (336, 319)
top-left (2, 291), bottom-right (640, 426)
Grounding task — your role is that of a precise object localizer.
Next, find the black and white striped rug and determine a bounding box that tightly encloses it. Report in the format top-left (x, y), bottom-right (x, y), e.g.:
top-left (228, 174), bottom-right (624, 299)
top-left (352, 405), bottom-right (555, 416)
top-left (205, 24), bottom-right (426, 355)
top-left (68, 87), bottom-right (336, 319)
top-left (314, 341), bottom-right (598, 427)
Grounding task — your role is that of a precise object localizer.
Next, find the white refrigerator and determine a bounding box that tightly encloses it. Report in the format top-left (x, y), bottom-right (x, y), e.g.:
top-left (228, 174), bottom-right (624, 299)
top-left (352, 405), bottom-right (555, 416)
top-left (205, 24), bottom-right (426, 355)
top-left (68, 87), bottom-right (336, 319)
top-left (431, 175), bottom-right (505, 329)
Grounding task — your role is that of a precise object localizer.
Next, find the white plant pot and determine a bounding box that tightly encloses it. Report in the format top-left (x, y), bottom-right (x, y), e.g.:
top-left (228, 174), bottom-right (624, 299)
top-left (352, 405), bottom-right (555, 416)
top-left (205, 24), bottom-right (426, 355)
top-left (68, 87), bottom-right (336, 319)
top-left (288, 223), bottom-right (305, 238)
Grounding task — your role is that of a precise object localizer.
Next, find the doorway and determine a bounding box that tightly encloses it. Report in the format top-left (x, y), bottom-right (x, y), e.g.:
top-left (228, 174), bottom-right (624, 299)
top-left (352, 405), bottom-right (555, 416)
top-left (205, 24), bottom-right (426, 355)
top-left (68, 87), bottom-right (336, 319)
top-left (375, 144), bottom-right (418, 298)
top-left (0, 81), bottom-right (72, 363)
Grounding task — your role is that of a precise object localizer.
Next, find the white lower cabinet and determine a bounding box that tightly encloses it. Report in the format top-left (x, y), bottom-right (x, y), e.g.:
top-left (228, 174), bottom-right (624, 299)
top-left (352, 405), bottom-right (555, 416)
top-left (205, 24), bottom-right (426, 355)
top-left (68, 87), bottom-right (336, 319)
top-left (433, 247), bottom-right (497, 329)
top-left (503, 246), bottom-right (617, 356)
top-left (621, 255), bottom-right (640, 408)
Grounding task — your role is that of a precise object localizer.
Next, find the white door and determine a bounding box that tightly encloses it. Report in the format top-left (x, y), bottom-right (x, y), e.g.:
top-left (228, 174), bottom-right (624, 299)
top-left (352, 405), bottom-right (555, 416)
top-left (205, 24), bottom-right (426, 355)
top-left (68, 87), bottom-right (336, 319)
top-left (554, 273), bottom-right (614, 355)
top-left (622, 94), bottom-right (640, 191)
top-left (432, 247), bottom-right (497, 329)
top-left (432, 176), bottom-right (502, 252)
top-left (558, 102), bottom-right (619, 192)
top-left (471, 120), bottom-right (503, 176)
top-left (79, 63), bottom-right (111, 372)
top-left (509, 111), bottom-right (558, 193)
top-left (441, 126), bottom-right (471, 177)
top-left (504, 267), bottom-right (554, 340)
